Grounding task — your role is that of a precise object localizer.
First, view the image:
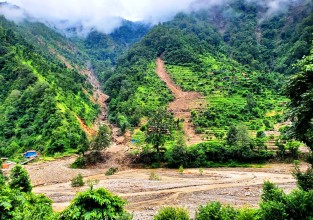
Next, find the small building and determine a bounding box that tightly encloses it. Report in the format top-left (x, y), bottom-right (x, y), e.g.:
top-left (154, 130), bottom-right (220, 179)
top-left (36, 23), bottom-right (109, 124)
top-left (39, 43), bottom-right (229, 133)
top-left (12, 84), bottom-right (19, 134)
top-left (23, 150), bottom-right (38, 158)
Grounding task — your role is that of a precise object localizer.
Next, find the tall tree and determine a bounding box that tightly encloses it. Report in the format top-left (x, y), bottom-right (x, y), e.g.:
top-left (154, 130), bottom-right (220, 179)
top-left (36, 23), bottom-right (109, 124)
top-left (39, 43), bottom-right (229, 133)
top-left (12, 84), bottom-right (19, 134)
top-left (91, 124), bottom-right (112, 152)
top-left (286, 40), bottom-right (313, 150)
top-left (145, 109), bottom-right (176, 154)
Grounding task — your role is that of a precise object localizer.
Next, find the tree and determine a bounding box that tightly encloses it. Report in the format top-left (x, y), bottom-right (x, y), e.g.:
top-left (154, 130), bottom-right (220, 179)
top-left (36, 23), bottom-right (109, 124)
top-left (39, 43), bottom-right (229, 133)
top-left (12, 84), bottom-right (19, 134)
top-left (91, 124), bottom-right (111, 151)
top-left (226, 124), bottom-right (252, 148)
top-left (285, 41), bottom-right (313, 151)
top-left (226, 125), bottom-right (238, 145)
top-left (9, 165), bottom-right (32, 193)
top-left (60, 188), bottom-right (131, 220)
top-left (145, 109), bottom-right (176, 154)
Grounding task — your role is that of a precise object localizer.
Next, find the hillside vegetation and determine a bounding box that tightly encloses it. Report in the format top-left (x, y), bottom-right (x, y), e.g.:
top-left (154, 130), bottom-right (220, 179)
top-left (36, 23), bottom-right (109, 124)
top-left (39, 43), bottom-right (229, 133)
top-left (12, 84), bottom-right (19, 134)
top-left (0, 17), bottom-right (98, 157)
top-left (105, 0), bottom-right (313, 137)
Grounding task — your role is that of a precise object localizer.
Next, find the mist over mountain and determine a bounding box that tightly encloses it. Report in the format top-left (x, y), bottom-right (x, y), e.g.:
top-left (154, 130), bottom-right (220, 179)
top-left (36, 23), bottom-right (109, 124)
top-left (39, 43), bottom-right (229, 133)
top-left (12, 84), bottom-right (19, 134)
top-left (0, 0), bottom-right (309, 36)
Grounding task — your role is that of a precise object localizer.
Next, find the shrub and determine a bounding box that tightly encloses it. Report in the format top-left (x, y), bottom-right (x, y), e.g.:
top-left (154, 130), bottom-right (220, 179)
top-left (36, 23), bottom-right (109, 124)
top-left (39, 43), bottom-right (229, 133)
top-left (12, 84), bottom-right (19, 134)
top-left (70, 156), bottom-right (86, 169)
top-left (154, 207), bottom-right (190, 220)
top-left (9, 165), bottom-right (32, 193)
top-left (71, 174), bottom-right (84, 187)
top-left (259, 181), bottom-right (313, 219)
top-left (105, 167), bottom-right (118, 176)
top-left (236, 207), bottom-right (257, 220)
top-left (179, 165), bottom-right (184, 174)
top-left (165, 144), bottom-right (188, 168)
top-left (60, 188), bottom-right (131, 220)
top-left (149, 172), bottom-right (161, 181)
top-left (256, 130), bottom-right (266, 138)
top-left (196, 201), bottom-right (237, 220)
top-left (199, 168), bottom-right (204, 175)
top-left (292, 163), bottom-right (313, 191)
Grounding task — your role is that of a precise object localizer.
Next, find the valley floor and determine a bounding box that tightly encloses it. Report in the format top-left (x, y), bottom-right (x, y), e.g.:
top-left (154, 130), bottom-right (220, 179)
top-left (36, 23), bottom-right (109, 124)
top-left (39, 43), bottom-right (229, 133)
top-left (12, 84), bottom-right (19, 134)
top-left (25, 156), bottom-right (305, 220)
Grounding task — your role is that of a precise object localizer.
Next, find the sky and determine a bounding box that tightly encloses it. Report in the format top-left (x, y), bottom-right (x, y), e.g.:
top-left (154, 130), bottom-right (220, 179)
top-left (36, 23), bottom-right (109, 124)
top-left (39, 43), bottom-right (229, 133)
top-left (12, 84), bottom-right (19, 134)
top-left (0, 0), bottom-right (303, 36)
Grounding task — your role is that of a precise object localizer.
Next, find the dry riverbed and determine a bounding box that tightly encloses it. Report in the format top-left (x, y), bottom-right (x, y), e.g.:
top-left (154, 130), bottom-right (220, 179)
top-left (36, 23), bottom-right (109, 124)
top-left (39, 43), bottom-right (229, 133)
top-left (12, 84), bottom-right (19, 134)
top-left (23, 157), bottom-right (304, 220)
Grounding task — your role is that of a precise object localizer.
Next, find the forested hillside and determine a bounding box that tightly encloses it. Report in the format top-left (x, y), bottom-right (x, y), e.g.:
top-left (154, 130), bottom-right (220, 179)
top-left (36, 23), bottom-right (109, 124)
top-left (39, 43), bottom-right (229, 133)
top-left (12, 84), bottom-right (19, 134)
top-left (0, 17), bottom-right (99, 157)
top-left (0, 0), bottom-right (312, 157)
top-left (105, 0), bottom-right (313, 137)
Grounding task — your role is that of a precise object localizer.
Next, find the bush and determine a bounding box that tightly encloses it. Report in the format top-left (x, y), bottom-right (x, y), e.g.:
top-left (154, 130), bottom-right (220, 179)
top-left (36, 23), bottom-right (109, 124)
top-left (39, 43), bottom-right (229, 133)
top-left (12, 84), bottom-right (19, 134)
top-left (154, 207), bottom-right (190, 220)
top-left (9, 165), bottom-right (32, 193)
top-left (165, 144), bottom-right (188, 168)
top-left (105, 167), bottom-right (118, 176)
top-left (60, 188), bottom-right (131, 220)
top-left (259, 181), bottom-right (313, 219)
top-left (178, 165), bottom-right (184, 174)
top-left (292, 164), bottom-right (313, 191)
top-left (71, 173), bottom-right (84, 187)
top-left (236, 207), bottom-right (257, 220)
top-left (196, 201), bottom-right (237, 220)
top-left (71, 156), bottom-right (86, 169)
top-left (199, 168), bottom-right (204, 175)
top-left (149, 172), bottom-right (161, 181)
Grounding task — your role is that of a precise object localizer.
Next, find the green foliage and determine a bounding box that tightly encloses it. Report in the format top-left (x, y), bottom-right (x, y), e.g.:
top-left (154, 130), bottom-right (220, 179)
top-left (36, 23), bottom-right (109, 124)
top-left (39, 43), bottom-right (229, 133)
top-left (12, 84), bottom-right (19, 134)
top-left (105, 167), bottom-right (118, 176)
top-left (259, 181), bottom-right (313, 220)
top-left (196, 201), bottom-right (237, 220)
top-left (9, 165), bottom-right (32, 193)
top-left (149, 172), bottom-right (161, 181)
top-left (91, 124), bottom-right (111, 151)
top-left (71, 174), bottom-right (85, 187)
top-left (165, 143), bottom-right (188, 168)
top-left (186, 141), bottom-right (273, 168)
top-left (256, 131), bottom-right (266, 139)
top-left (70, 156), bottom-right (87, 169)
top-left (145, 109), bottom-right (176, 154)
top-left (178, 165), bottom-right (184, 174)
top-left (0, 18), bottom-right (96, 157)
top-left (154, 207), bottom-right (190, 220)
top-left (0, 166), bottom-right (55, 220)
top-left (285, 40), bottom-right (313, 151)
top-left (236, 208), bottom-right (257, 220)
top-left (0, 186), bottom-right (56, 220)
top-left (60, 188), bottom-right (130, 220)
top-left (292, 163), bottom-right (313, 191)
top-left (0, 160), bottom-right (4, 185)
top-left (199, 168), bottom-right (204, 175)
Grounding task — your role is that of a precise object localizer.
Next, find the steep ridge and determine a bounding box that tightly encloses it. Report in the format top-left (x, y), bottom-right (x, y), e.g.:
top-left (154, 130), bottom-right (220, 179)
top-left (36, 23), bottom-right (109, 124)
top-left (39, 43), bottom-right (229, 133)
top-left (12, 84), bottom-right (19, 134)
top-left (156, 58), bottom-right (206, 145)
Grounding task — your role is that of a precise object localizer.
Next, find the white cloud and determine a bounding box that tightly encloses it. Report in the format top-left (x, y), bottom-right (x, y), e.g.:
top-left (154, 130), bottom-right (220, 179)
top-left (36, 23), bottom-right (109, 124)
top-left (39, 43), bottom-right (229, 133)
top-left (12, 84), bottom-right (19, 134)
top-left (0, 0), bottom-right (305, 35)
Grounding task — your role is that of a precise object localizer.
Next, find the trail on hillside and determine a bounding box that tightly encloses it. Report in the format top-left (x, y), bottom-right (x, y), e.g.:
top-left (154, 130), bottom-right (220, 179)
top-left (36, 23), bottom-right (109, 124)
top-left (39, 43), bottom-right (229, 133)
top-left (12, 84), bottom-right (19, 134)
top-left (156, 58), bottom-right (206, 145)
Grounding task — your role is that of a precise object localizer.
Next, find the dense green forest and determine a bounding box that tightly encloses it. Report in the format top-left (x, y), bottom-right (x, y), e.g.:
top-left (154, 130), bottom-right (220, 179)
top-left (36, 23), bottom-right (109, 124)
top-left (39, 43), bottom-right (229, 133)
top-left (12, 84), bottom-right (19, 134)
top-left (0, 0), bottom-right (312, 159)
top-left (0, 14), bottom-right (149, 158)
top-left (0, 17), bottom-right (99, 157)
top-left (105, 0), bottom-right (313, 134)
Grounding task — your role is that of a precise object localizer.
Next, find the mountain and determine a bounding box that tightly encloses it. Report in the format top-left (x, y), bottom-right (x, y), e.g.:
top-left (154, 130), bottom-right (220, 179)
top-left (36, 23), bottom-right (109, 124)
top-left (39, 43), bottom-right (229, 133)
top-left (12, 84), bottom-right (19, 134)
top-left (0, 17), bottom-right (96, 157)
top-left (0, 14), bottom-right (148, 157)
top-left (0, 0), bottom-right (312, 157)
top-left (104, 0), bottom-right (313, 140)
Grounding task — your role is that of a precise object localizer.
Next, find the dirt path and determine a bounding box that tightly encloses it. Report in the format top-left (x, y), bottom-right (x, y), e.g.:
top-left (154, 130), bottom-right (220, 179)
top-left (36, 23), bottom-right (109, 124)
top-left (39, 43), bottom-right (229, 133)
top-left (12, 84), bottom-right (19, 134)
top-left (29, 159), bottom-right (304, 219)
top-left (156, 58), bottom-right (206, 145)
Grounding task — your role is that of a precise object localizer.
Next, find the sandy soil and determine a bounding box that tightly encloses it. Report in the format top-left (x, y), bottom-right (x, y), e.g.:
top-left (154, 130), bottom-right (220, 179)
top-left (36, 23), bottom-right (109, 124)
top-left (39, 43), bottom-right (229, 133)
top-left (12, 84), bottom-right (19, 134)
top-left (26, 157), bottom-right (305, 220)
top-left (156, 58), bottom-right (207, 145)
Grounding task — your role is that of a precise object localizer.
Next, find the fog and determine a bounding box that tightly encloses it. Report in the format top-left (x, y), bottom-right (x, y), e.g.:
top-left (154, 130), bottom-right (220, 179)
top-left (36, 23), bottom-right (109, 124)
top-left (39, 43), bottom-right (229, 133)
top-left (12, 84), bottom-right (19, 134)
top-left (0, 0), bottom-right (306, 36)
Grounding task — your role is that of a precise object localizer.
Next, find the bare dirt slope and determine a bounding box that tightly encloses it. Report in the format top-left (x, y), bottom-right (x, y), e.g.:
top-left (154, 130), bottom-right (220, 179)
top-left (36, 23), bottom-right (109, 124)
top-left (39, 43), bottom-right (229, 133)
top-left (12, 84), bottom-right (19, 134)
top-left (156, 58), bottom-right (206, 145)
top-left (29, 158), bottom-right (303, 220)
